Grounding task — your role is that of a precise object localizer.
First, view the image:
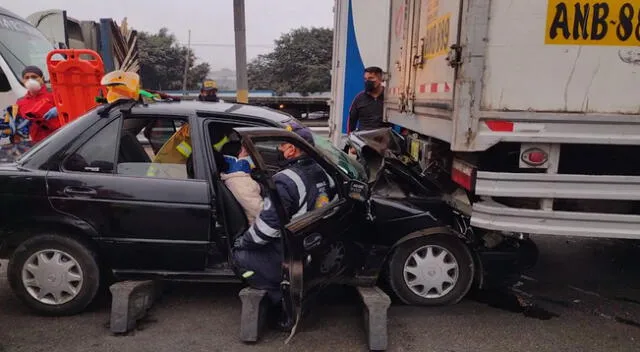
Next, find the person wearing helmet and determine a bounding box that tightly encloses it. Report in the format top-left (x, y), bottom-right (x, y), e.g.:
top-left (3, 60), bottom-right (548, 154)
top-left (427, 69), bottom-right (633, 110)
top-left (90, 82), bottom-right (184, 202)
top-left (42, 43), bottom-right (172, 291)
top-left (198, 79), bottom-right (220, 102)
top-left (15, 66), bottom-right (60, 144)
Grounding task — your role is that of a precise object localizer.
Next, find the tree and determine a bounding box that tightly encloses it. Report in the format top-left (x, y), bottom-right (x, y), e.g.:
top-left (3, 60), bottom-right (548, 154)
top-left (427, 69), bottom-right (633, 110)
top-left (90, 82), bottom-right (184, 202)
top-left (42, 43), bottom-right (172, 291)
top-left (137, 28), bottom-right (210, 91)
top-left (248, 27), bottom-right (333, 95)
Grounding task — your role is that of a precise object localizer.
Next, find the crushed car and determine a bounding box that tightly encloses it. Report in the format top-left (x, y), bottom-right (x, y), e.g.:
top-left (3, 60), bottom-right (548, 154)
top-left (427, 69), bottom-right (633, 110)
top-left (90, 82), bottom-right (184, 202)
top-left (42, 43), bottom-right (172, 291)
top-left (0, 99), bottom-right (536, 319)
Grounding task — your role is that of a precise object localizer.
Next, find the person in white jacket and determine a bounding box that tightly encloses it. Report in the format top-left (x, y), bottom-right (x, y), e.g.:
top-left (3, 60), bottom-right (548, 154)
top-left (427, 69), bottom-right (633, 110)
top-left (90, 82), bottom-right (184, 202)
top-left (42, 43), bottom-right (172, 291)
top-left (220, 146), bottom-right (264, 224)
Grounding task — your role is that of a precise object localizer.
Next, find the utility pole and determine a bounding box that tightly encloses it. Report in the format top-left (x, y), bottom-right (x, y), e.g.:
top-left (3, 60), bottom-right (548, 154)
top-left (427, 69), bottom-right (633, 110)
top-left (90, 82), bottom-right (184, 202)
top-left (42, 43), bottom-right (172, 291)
top-left (233, 0), bottom-right (248, 103)
top-left (182, 29), bottom-right (191, 95)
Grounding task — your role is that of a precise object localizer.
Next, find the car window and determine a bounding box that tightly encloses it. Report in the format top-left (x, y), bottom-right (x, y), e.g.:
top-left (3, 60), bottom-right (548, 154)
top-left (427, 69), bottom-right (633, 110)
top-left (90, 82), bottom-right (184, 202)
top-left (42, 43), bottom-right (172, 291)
top-left (63, 119), bottom-right (120, 173)
top-left (205, 121), bottom-right (249, 175)
top-left (117, 116), bottom-right (196, 180)
top-left (250, 138), bottom-right (342, 218)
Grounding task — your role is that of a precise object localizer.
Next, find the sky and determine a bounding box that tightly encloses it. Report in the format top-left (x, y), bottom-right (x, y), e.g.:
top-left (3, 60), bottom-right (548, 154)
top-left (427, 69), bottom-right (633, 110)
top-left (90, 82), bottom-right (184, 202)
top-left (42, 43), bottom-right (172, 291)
top-left (5, 0), bottom-right (335, 71)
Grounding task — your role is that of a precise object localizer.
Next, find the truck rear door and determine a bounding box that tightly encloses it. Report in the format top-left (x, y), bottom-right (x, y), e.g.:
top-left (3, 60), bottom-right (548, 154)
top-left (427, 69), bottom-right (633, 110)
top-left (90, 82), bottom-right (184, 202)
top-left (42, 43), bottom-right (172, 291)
top-left (410, 0), bottom-right (462, 110)
top-left (386, 0), bottom-right (463, 141)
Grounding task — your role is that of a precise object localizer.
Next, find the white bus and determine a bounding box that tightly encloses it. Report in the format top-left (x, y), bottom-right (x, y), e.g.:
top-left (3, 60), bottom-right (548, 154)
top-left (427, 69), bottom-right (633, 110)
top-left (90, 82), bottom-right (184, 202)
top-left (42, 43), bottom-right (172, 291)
top-left (0, 7), bottom-right (54, 110)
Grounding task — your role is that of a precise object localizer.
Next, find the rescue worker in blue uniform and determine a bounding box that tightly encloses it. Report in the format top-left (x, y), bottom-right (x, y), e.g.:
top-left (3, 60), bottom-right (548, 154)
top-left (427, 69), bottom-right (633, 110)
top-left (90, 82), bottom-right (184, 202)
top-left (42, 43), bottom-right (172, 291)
top-left (232, 121), bottom-right (337, 330)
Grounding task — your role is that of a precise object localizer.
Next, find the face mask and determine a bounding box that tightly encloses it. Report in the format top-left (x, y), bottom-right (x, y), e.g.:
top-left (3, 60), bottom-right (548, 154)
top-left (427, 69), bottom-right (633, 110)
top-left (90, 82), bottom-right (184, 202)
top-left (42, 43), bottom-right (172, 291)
top-left (25, 78), bottom-right (41, 93)
top-left (364, 80), bottom-right (377, 92)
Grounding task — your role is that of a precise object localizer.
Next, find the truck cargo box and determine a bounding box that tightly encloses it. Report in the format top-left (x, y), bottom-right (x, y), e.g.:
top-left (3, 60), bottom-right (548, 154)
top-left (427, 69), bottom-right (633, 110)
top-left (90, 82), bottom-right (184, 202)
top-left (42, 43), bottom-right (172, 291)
top-left (386, 0), bottom-right (640, 152)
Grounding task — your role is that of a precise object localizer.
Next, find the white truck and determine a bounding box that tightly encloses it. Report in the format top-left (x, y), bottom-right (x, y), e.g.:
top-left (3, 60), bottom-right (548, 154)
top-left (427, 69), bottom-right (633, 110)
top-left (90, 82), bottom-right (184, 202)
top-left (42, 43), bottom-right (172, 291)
top-left (330, 0), bottom-right (640, 239)
top-left (0, 7), bottom-right (53, 110)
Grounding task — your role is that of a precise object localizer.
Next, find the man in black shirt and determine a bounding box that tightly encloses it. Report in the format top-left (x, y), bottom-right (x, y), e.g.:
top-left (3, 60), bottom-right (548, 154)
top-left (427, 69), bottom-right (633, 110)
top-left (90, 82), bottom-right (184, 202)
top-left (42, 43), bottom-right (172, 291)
top-left (347, 66), bottom-right (385, 133)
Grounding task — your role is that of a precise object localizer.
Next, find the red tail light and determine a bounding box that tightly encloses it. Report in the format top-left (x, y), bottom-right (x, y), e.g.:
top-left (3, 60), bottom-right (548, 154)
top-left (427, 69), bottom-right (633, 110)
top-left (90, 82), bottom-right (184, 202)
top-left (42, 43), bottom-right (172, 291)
top-left (485, 120), bottom-right (514, 132)
top-left (451, 159), bottom-right (476, 192)
top-left (521, 148), bottom-right (548, 166)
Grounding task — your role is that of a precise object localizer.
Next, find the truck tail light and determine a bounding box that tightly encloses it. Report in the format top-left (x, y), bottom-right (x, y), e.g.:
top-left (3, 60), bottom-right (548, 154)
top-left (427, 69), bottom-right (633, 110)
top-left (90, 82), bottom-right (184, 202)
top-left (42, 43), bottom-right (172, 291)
top-left (521, 148), bottom-right (548, 166)
top-left (485, 120), bottom-right (514, 132)
top-left (451, 159), bottom-right (476, 192)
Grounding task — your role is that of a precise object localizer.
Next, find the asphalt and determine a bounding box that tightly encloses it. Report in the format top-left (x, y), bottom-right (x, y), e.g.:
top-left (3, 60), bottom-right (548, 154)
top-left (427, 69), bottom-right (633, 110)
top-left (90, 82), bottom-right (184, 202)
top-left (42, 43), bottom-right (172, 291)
top-left (1, 235), bottom-right (640, 352)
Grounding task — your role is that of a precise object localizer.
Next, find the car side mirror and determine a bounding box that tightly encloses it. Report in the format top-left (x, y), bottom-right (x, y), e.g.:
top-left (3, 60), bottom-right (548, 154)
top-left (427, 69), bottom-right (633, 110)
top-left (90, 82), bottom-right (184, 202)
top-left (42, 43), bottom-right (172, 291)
top-left (347, 180), bottom-right (369, 202)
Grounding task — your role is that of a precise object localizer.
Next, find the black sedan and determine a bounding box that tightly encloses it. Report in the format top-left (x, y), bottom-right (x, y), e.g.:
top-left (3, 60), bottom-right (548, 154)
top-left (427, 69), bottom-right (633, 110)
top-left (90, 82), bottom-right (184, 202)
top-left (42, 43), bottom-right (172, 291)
top-left (0, 100), bottom-right (528, 318)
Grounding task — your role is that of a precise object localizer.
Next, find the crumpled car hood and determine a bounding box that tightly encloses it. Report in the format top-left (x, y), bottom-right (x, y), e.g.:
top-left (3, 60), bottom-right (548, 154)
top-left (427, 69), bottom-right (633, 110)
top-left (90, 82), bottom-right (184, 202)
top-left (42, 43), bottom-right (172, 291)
top-left (348, 128), bottom-right (404, 158)
top-left (347, 128), bottom-right (407, 183)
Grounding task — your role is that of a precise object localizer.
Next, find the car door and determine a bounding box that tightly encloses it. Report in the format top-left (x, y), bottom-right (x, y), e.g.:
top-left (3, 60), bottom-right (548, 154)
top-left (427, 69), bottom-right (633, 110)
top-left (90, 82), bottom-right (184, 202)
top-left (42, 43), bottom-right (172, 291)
top-left (46, 112), bottom-right (212, 271)
top-left (234, 127), bottom-right (364, 328)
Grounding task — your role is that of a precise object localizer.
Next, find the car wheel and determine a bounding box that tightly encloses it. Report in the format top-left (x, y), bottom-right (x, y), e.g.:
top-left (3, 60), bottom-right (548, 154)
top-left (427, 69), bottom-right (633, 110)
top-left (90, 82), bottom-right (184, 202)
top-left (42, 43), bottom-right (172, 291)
top-left (388, 234), bottom-right (474, 306)
top-left (8, 234), bottom-right (100, 316)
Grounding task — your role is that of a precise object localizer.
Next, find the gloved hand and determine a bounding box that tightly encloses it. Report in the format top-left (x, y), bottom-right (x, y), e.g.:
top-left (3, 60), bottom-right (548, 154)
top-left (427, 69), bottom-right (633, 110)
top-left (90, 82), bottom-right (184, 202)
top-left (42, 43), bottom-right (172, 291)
top-left (233, 236), bottom-right (246, 250)
top-left (43, 107), bottom-right (58, 121)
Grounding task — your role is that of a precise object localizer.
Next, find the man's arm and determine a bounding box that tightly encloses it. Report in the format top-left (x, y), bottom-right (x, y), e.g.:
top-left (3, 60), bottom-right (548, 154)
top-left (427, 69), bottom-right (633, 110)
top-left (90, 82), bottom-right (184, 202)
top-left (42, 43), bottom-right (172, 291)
top-left (235, 174), bottom-right (298, 249)
top-left (347, 96), bottom-right (360, 133)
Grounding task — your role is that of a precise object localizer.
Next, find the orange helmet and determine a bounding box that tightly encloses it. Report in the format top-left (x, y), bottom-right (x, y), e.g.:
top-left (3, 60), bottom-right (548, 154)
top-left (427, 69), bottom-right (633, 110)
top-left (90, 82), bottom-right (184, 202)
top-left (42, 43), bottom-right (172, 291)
top-left (101, 70), bottom-right (140, 103)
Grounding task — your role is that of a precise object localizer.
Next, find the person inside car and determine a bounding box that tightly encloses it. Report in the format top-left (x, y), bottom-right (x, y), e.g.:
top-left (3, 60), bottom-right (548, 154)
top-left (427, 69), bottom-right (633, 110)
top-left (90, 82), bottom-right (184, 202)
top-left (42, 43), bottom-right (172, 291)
top-left (220, 143), bottom-right (263, 224)
top-left (231, 121), bottom-right (337, 331)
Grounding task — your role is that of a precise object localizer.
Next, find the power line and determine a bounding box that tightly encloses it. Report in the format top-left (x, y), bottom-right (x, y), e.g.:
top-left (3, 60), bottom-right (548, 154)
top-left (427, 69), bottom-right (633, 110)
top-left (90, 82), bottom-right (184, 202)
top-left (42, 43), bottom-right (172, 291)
top-left (184, 42), bottom-right (273, 48)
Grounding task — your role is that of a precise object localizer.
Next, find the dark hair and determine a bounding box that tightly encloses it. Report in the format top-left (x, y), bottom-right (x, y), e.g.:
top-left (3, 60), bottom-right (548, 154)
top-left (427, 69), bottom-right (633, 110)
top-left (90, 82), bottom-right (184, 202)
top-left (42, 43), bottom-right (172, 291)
top-left (364, 66), bottom-right (383, 76)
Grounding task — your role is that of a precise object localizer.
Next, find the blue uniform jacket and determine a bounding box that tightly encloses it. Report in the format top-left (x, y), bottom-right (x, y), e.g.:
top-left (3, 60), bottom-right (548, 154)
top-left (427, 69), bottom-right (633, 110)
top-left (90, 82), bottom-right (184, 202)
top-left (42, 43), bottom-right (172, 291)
top-left (235, 156), bottom-right (337, 249)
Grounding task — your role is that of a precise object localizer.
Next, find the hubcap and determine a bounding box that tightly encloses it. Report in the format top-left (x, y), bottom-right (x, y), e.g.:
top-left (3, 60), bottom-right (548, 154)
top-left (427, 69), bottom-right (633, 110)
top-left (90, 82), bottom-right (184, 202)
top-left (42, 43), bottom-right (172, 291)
top-left (21, 250), bottom-right (83, 305)
top-left (403, 245), bottom-right (459, 299)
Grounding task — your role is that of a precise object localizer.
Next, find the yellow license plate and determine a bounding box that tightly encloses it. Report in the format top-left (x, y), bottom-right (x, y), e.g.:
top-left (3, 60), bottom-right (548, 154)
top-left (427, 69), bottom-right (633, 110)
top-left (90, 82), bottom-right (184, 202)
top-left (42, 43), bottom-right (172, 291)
top-left (410, 140), bottom-right (420, 161)
top-left (546, 0), bottom-right (640, 46)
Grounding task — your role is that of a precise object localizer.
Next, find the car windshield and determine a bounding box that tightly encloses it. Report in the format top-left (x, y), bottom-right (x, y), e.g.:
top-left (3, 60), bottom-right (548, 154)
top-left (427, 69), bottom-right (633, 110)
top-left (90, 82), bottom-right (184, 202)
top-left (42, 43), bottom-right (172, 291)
top-left (0, 14), bottom-right (53, 82)
top-left (310, 130), bottom-right (367, 182)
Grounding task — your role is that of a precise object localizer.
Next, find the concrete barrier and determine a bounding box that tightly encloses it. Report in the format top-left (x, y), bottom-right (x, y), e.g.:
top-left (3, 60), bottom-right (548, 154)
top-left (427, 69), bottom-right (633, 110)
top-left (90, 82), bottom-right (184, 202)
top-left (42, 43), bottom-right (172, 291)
top-left (238, 287), bottom-right (269, 342)
top-left (357, 286), bottom-right (392, 351)
top-left (109, 280), bottom-right (159, 334)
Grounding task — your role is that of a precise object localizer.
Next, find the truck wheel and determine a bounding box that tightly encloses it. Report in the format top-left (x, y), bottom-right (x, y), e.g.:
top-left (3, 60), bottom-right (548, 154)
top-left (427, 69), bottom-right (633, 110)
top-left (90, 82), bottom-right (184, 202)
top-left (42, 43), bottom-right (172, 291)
top-left (388, 234), bottom-right (474, 306)
top-left (8, 234), bottom-right (100, 316)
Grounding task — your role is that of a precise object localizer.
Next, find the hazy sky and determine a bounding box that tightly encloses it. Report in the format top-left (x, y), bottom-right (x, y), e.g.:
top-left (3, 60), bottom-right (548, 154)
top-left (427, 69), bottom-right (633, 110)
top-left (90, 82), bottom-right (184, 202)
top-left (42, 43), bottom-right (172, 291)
top-left (5, 0), bottom-right (335, 71)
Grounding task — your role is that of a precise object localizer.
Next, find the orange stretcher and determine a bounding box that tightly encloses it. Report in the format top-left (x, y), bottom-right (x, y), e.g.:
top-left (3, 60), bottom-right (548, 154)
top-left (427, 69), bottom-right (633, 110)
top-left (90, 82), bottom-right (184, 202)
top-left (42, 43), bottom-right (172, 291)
top-left (46, 49), bottom-right (106, 126)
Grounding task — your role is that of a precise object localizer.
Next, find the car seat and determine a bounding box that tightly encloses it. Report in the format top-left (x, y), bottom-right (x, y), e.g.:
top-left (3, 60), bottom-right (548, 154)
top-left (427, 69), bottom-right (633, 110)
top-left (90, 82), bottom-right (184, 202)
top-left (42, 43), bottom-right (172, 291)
top-left (119, 131), bottom-right (151, 163)
top-left (212, 149), bottom-right (249, 246)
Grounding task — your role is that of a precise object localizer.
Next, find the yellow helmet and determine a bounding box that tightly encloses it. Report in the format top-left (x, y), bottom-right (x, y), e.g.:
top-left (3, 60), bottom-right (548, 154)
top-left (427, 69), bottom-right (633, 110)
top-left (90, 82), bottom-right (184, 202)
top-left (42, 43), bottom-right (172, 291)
top-left (202, 79), bottom-right (217, 90)
top-left (101, 70), bottom-right (141, 103)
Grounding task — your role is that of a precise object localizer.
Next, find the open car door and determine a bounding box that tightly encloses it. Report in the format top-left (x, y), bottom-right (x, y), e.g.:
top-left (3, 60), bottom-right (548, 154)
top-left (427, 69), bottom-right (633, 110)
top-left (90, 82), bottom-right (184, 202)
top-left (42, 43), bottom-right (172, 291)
top-left (233, 127), bottom-right (366, 334)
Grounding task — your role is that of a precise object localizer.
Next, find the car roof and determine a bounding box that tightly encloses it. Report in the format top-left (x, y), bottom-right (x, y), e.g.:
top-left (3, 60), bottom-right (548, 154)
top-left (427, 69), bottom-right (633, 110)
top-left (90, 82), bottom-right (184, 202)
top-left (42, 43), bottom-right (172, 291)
top-left (129, 100), bottom-right (293, 124)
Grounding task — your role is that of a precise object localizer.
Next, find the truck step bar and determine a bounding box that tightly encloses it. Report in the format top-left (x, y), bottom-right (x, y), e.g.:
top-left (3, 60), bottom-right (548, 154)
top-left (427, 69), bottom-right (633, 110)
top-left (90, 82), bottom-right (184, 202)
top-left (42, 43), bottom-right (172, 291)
top-left (476, 172), bottom-right (640, 200)
top-left (471, 200), bottom-right (640, 239)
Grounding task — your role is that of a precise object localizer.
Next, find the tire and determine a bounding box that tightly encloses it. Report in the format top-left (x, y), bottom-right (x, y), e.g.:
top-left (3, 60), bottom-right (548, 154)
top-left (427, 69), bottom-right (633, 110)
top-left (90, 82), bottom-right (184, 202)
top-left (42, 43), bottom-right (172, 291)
top-left (7, 234), bottom-right (100, 316)
top-left (388, 234), bottom-right (474, 306)
top-left (516, 238), bottom-right (539, 271)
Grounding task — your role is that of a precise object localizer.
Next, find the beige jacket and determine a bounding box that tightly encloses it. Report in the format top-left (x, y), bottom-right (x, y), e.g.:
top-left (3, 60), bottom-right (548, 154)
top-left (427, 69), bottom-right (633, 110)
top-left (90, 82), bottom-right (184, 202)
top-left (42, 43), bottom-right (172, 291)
top-left (221, 172), bottom-right (264, 224)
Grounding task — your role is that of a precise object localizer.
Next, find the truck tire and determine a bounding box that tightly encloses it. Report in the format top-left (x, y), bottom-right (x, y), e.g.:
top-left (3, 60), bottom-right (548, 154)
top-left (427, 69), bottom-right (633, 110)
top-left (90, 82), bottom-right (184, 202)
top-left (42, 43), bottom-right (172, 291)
top-left (7, 234), bottom-right (100, 316)
top-left (388, 234), bottom-right (474, 306)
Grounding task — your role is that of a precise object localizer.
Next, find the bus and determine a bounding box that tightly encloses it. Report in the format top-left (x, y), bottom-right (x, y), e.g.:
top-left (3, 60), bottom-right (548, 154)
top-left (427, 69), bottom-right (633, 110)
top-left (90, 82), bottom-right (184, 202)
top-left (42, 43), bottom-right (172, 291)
top-left (0, 7), bottom-right (55, 110)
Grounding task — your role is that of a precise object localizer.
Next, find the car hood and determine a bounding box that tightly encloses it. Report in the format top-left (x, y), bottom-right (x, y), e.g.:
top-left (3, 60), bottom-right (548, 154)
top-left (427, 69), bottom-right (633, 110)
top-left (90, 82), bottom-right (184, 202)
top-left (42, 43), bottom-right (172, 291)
top-left (0, 163), bottom-right (21, 172)
top-left (347, 128), bottom-right (407, 183)
top-left (0, 142), bottom-right (32, 164)
top-left (348, 128), bottom-right (404, 158)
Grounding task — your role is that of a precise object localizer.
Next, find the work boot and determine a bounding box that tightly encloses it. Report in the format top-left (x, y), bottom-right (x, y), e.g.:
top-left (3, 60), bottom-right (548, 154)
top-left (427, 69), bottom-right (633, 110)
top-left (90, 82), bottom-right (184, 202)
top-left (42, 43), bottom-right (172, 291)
top-left (267, 301), bottom-right (294, 332)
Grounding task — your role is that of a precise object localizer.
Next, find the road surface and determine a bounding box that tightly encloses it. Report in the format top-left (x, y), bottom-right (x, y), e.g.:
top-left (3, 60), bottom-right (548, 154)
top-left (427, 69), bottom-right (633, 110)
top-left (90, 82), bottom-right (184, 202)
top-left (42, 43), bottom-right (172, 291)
top-left (1, 235), bottom-right (640, 352)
